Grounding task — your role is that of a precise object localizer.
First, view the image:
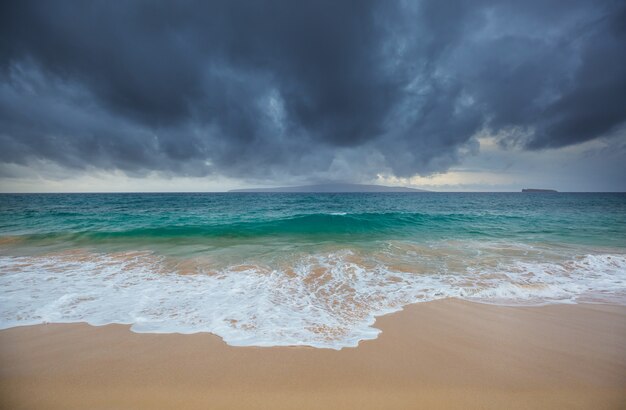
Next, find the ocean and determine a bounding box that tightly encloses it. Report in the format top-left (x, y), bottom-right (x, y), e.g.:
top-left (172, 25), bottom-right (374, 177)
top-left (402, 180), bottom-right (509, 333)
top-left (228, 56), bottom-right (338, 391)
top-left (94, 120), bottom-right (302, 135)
top-left (1, 192), bottom-right (625, 349)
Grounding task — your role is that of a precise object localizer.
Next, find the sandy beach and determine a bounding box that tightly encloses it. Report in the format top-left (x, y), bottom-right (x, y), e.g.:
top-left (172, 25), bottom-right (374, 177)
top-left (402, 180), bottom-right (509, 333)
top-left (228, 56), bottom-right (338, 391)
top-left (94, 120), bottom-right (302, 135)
top-left (1, 299), bottom-right (624, 409)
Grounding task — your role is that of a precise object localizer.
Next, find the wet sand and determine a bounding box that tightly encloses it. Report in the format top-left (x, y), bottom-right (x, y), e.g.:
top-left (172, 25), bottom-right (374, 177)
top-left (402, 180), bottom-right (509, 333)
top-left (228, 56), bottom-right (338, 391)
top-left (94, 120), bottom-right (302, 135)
top-left (1, 299), bottom-right (625, 409)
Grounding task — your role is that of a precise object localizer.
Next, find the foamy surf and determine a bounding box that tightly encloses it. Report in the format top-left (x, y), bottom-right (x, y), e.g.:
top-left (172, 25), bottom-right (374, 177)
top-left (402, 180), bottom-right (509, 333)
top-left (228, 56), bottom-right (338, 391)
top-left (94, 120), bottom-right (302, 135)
top-left (1, 244), bottom-right (625, 349)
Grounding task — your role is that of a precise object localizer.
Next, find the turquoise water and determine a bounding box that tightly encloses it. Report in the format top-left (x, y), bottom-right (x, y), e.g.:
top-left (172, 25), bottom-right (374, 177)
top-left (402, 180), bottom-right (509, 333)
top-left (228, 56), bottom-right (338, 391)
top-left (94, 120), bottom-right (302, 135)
top-left (1, 193), bottom-right (625, 247)
top-left (1, 193), bottom-right (625, 348)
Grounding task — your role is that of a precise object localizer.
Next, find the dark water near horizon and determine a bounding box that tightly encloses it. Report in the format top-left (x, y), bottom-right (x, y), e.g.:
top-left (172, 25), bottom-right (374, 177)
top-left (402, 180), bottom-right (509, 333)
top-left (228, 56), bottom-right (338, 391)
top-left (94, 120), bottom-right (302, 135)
top-left (1, 192), bottom-right (625, 349)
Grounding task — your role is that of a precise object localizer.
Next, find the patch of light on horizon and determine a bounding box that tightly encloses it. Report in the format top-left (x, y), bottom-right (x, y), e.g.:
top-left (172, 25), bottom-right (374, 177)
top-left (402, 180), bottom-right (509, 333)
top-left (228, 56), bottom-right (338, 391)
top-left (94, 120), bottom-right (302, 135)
top-left (0, 163), bottom-right (245, 193)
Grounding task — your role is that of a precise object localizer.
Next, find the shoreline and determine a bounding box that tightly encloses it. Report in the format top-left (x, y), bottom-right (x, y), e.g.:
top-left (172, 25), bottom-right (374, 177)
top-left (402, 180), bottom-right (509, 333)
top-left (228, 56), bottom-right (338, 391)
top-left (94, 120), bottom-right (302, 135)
top-left (1, 299), bottom-right (625, 409)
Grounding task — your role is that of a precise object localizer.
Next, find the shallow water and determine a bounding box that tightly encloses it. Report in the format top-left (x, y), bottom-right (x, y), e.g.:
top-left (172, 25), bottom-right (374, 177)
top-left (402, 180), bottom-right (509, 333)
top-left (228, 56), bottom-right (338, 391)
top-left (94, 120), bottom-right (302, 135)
top-left (1, 193), bottom-right (625, 349)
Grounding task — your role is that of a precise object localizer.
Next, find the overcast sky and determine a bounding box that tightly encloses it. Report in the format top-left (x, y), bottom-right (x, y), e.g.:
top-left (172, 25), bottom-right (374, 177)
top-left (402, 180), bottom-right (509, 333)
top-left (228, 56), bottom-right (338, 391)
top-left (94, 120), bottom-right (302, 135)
top-left (1, 0), bottom-right (625, 192)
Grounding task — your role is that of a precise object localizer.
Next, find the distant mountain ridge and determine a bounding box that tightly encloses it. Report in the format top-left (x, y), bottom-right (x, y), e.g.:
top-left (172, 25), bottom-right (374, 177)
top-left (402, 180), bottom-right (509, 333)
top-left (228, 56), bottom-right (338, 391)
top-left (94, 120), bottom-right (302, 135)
top-left (229, 183), bottom-right (429, 193)
top-left (522, 188), bottom-right (558, 192)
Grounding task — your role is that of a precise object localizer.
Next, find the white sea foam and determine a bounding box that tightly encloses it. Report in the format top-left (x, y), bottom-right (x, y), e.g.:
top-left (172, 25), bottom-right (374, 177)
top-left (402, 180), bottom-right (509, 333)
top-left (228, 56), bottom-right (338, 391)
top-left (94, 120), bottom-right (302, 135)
top-left (0, 247), bottom-right (625, 349)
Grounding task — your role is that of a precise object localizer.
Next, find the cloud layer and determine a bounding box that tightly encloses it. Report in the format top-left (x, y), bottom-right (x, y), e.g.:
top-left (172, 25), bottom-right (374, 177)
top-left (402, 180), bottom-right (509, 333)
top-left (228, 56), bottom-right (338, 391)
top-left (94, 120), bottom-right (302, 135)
top-left (1, 0), bottom-right (625, 183)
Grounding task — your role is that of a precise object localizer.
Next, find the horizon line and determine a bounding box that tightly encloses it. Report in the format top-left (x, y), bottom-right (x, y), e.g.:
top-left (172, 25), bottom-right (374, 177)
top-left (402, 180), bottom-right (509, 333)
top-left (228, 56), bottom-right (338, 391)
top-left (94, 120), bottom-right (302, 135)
top-left (1, 191), bottom-right (625, 194)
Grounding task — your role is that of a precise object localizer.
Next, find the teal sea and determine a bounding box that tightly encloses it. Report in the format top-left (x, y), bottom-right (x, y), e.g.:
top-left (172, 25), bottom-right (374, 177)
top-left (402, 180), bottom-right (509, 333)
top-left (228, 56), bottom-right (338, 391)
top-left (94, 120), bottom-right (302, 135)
top-left (1, 193), bottom-right (625, 348)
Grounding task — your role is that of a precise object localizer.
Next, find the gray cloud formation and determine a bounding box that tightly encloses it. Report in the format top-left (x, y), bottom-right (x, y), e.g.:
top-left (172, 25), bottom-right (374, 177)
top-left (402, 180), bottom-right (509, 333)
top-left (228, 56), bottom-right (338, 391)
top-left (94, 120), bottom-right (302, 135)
top-left (0, 0), bottom-right (625, 181)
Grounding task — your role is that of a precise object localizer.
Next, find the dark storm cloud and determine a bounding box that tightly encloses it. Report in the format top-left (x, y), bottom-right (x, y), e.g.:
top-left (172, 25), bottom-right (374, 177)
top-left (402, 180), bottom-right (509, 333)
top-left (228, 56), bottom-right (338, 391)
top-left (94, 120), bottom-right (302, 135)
top-left (0, 0), bottom-right (624, 180)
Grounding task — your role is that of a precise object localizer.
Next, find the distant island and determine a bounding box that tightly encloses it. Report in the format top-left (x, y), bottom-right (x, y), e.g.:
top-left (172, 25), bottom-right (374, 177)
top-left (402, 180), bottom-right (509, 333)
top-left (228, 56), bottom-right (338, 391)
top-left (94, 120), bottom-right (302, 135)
top-left (229, 183), bottom-right (429, 193)
top-left (522, 188), bottom-right (558, 192)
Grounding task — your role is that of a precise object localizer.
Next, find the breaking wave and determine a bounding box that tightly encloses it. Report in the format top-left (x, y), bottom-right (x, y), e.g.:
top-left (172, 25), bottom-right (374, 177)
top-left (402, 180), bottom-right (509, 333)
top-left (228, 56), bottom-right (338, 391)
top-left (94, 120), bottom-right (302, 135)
top-left (1, 242), bottom-right (624, 349)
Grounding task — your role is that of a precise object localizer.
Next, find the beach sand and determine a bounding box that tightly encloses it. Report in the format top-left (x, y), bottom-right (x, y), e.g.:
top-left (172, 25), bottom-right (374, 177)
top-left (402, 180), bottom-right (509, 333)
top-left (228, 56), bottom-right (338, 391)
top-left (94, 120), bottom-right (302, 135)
top-left (1, 299), bottom-right (625, 409)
